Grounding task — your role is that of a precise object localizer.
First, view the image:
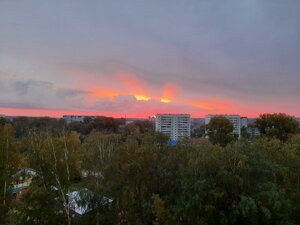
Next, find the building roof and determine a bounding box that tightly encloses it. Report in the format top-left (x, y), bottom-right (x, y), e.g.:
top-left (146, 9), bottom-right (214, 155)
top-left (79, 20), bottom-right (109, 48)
top-left (67, 188), bottom-right (112, 215)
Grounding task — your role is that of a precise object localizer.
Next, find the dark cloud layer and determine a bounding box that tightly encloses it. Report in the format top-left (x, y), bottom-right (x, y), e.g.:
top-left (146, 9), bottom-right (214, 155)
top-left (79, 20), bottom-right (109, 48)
top-left (0, 0), bottom-right (299, 116)
top-left (0, 77), bottom-right (88, 110)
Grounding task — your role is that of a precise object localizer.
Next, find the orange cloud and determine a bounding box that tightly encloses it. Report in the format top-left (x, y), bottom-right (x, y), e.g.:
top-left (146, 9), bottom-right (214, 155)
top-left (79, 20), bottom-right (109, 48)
top-left (160, 98), bottom-right (171, 103)
top-left (160, 83), bottom-right (179, 103)
top-left (86, 87), bottom-right (120, 102)
top-left (190, 98), bottom-right (235, 112)
top-left (117, 72), bottom-right (151, 101)
top-left (83, 72), bottom-right (153, 104)
top-left (134, 94), bottom-right (150, 101)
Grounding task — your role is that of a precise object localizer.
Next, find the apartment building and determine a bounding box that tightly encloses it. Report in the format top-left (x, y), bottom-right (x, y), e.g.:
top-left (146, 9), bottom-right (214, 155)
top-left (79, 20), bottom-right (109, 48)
top-left (155, 114), bottom-right (191, 141)
top-left (63, 115), bottom-right (97, 124)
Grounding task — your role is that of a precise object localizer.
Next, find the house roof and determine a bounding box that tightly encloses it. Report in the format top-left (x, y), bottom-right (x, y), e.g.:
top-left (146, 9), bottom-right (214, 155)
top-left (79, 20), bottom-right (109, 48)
top-left (67, 188), bottom-right (112, 215)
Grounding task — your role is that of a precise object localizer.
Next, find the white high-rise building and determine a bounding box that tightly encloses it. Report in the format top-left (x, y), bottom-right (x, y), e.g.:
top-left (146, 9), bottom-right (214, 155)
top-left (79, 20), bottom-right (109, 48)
top-left (155, 114), bottom-right (191, 141)
top-left (63, 115), bottom-right (97, 124)
top-left (205, 114), bottom-right (241, 138)
top-left (240, 117), bottom-right (248, 128)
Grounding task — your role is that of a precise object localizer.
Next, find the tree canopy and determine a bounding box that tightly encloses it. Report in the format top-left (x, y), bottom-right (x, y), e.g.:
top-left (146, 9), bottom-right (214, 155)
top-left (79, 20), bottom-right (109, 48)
top-left (255, 113), bottom-right (299, 142)
top-left (0, 116), bottom-right (299, 225)
top-left (206, 116), bottom-right (235, 147)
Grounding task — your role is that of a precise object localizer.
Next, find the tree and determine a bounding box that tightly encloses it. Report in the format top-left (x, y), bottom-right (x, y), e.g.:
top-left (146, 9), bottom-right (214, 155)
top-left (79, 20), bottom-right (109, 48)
top-left (172, 140), bottom-right (296, 225)
top-left (18, 130), bottom-right (82, 225)
top-left (68, 117), bottom-right (126, 136)
top-left (0, 117), bottom-right (6, 127)
top-left (240, 126), bottom-right (251, 140)
top-left (0, 124), bottom-right (23, 225)
top-left (255, 113), bottom-right (299, 142)
top-left (12, 117), bottom-right (66, 138)
top-left (206, 116), bottom-right (235, 147)
top-left (122, 123), bottom-right (141, 136)
top-left (133, 120), bottom-right (154, 134)
top-left (81, 132), bottom-right (121, 225)
top-left (106, 133), bottom-right (168, 225)
top-left (191, 125), bottom-right (206, 138)
top-left (152, 194), bottom-right (176, 225)
top-left (1, 118), bottom-right (299, 224)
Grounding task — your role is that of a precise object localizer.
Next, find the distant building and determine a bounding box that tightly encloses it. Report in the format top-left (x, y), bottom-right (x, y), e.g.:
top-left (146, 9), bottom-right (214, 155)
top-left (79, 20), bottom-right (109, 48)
top-left (155, 114), bottom-right (191, 141)
top-left (125, 119), bottom-right (135, 125)
top-left (247, 126), bottom-right (260, 137)
top-left (67, 188), bottom-right (112, 216)
top-left (240, 117), bottom-right (248, 128)
top-left (63, 115), bottom-right (97, 124)
top-left (190, 118), bottom-right (205, 129)
top-left (11, 168), bottom-right (37, 201)
top-left (246, 119), bottom-right (261, 138)
top-left (205, 114), bottom-right (241, 138)
top-left (0, 114), bottom-right (5, 118)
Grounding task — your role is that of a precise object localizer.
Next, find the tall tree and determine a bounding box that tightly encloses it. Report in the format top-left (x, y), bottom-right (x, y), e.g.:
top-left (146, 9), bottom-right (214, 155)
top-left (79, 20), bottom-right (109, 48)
top-left (152, 194), bottom-right (176, 225)
top-left (255, 113), bottom-right (299, 142)
top-left (81, 132), bottom-right (121, 225)
top-left (107, 133), bottom-right (168, 225)
top-left (0, 124), bottom-right (22, 225)
top-left (18, 130), bottom-right (81, 225)
top-left (206, 116), bottom-right (235, 147)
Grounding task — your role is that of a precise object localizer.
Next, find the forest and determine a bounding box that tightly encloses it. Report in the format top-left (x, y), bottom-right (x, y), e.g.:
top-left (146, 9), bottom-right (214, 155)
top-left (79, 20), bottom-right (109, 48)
top-left (0, 114), bottom-right (300, 225)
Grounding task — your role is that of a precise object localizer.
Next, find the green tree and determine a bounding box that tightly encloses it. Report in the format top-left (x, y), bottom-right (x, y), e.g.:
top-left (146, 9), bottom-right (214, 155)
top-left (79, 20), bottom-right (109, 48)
top-left (0, 124), bottom-right (23, 225)
top-left (255, 113), bottom-right (299, 142)
top-left (152, 194), bottom-right (176, 225)
top-left (106, 133), bottom-right (169, 225)
top-left (18, 130), bottom-right (81, 225)
top-left (206, 116), bottom-right (235, 147)
top-left (240, 126), bottom-right (250, 140)
top-left (81, 132), bottom-right (121, 225)
top-left (0, 117), bottom-right (6, 128)
top-left (172, 140), bottom-right (296, 225)
top-left (12, 117), bottom-right (66, 138)
top-left (3, 120), bottom-right (299, 225)
top-left (191, 125), bottom-right (206, 138)
top-left (122, 123), bottom-right (141, 136)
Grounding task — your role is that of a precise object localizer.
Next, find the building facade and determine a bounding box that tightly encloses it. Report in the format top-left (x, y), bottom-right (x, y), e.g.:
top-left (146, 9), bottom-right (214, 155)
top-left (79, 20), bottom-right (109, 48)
top-left (205, 114), bottom-right (241, 138)
top-left (63, 115), bottom-right (97, 124)
top-left (155, 114), bottom-right (191, 141)
top-left (240, 117), bottom-right (248, 129)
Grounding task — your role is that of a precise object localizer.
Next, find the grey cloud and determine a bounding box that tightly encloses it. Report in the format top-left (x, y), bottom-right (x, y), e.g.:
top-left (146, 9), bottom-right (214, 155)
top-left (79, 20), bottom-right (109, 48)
top-left (0, 77), bottom-right (88, 110)
top-left (56, 88), bottom-right (90, 98)
top-left (0, 102), bottom-right (43, 110)
top-left (11, 80), bottom-right (53, 96)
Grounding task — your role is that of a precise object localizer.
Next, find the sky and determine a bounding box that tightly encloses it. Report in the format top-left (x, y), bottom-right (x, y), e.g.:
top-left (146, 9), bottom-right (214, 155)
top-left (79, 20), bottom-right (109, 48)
top-left (0, 0), bottom-right (299, 118)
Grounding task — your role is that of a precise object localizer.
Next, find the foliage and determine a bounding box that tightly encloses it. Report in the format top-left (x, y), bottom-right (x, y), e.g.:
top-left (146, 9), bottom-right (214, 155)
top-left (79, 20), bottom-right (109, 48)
top-left (68, 117), bottom-right (126, 135)
top-left (1, 117), bottom-right (300, 225)
top-left (256, 113), bottom-right (299, 142)
top-left (0, 124), bottom-right (23, 225)
top-left (206, 116), bottom-right (235, 147)
top-left (12, 117), bottom-right (66, 138)
top-left (152, 194), bottom-right (177, 225)
top-left (191, 125), bottom-right (206, 138)
top-left (0, 117), bottom-right (7, 127)
top-left (17, 131), bottom-right (82, 225)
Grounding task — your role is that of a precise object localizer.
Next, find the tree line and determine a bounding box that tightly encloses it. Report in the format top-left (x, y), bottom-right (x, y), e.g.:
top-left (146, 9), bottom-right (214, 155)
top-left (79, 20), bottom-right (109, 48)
top-left (0, 113), bottom-right (299, 225)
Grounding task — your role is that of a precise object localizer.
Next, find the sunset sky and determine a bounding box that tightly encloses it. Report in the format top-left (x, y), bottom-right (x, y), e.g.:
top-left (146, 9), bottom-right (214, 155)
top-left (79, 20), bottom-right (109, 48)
top-left (0, 0), bottom-right (299, 118)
